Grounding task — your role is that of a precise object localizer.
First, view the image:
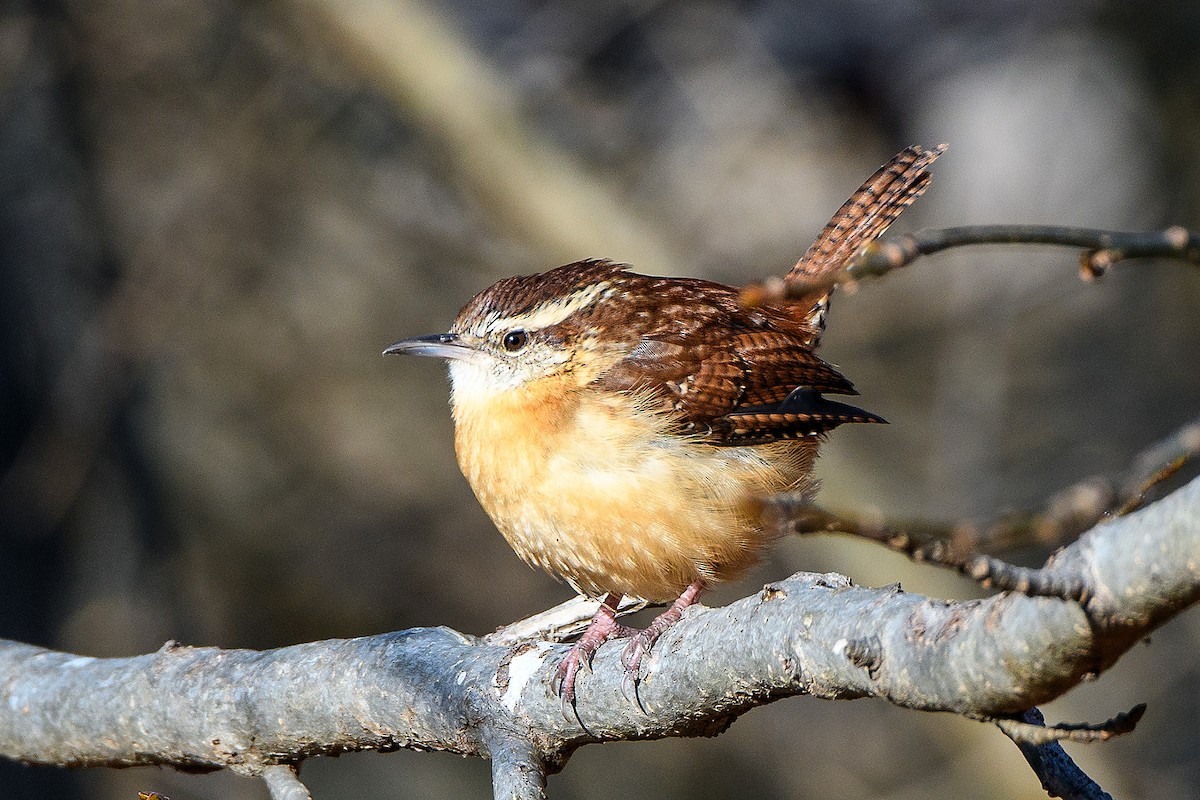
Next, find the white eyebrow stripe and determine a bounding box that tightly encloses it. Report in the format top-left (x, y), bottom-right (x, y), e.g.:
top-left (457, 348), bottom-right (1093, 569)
top-left (496, 281), bottom-right (610, 331)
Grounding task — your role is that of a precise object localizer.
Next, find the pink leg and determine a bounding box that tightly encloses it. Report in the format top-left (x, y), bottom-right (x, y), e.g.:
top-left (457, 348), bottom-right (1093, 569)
top-left (621, 579), bottom-right (706, 700)
top-left (553, 593), bottom-right (632, 719)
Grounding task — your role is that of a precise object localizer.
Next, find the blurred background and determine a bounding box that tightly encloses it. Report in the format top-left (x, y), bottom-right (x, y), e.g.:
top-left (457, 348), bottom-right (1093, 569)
top-left (2, 0), bottom-right (1199, 798)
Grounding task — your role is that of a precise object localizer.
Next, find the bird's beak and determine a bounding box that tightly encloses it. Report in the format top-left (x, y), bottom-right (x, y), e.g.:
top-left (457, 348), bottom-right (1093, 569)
top-left (383, 333), bottom-right (478, 361)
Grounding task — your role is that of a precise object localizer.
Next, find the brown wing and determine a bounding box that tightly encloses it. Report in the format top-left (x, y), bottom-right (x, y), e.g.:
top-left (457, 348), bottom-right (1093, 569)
top-left (789, 144), bottom-right (946, 345)
top-left (592, 280), bottom-right (882, 446)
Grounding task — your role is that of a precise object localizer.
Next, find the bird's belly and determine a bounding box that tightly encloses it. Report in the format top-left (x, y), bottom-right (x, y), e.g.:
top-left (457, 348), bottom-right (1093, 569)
top-left (455, 395), bottom-right (813, 601)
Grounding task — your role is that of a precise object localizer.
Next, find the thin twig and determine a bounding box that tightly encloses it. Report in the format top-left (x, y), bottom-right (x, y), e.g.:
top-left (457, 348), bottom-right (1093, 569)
top-left (765, 499), bottom-right (1092, 601)
top-left (852, 224), bottom-right (1200, 281)
top-left (768, 416), bottom-right (1200, 596)
top-left (742, 224), bottom-right (1200, 306)
top-left (1119, 418), bottom-right (1200, 509)
top-left (988, 704), bottom-right (1145, 746)
top-left (486, 595), bottom-right (647, 647)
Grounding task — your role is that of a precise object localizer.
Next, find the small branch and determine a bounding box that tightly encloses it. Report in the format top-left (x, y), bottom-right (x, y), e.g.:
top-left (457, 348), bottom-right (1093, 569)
top-left (486, 595), bottom-right (647, 648)
top-left (767, 498), bottom-right (1094, 601)
top-left (1005, 708), bottom-right (1118, 800)
top-left (1119, 418), bottom-right (1200, 510)
top-left (488, 736), bottom-right (547, 800)
top-left (770, 415), bottom-right (1200, 594)
top-left (851, 224), bottom-right (1200, 281)
top-left (742, 224), bottom-right (1200, 305)
top-left (988, 704), bottom-right (1145, 746)
top-left (262, 765), bottom-right (312, 800)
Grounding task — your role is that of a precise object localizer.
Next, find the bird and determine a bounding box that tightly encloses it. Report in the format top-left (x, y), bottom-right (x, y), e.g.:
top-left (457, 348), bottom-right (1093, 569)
top-left (385, 144), bottom-right (944, 714)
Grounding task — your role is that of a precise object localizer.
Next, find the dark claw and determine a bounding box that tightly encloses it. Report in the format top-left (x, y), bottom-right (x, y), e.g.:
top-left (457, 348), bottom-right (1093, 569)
top-left (554, 648), bottom-right (585, 723)
top-left (619, 665), bottom-right (648, 714)
top-left (553, 594), bottom-right (626, 724)
top-left (619, 632), bottom-right (652, 711)
top-left (551, 586), bottom-right (704, 720)
top-left (620, 663), bottom-right (638, 704)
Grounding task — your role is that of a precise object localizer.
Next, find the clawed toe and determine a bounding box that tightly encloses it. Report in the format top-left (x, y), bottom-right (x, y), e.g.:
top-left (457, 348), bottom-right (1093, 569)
top-left (554, 648), bottom-right (586, 720)
top-left (553, 582), bottom-right (706, 718)
top-left (554, 593), bottom-right (623, 720)
top-left (617, 629), bottom-right (655, 707)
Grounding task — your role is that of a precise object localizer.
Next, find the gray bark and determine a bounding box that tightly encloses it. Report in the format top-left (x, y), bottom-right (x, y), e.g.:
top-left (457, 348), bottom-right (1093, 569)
top-left (1, 475), bottom-right (1197, 797)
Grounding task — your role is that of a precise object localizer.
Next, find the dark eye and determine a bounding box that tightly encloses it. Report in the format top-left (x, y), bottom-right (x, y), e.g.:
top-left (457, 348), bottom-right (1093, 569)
top-left (502, 330), bottom-right (528, 352)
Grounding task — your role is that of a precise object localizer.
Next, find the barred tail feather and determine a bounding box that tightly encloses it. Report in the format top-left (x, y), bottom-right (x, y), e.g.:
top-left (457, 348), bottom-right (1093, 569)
top-left (790, 144), bottom-right (946, 344)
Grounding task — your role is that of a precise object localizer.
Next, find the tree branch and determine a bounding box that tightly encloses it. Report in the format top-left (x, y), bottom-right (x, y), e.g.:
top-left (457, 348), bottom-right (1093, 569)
top-left (742, 224), bottom-right (1200, 306)
top-left (852, 224), bottom-right (1200, 280)
top-left (2, 475), bottom-right (1197, 796)
top-left (263, 765), bottom-right (313, 800)
top-left (768, 415), bottom-right (1200, 600)
top-left (1005, 708), bottom-right (1118, 800)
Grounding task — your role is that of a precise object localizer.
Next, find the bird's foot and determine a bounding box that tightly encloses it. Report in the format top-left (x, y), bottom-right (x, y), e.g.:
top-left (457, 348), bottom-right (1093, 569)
top-left (620, 579), bottom-right (706, 705)
top-left (553, 593), bottom-right (632, 721)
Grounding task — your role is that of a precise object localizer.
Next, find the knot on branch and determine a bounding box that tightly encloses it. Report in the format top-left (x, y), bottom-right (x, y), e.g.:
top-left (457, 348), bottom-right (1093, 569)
top-left (839, 636), bottom-right (882, 678)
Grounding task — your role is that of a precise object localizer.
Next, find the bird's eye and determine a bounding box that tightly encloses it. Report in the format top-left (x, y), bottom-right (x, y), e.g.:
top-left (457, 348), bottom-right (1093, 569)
top-left (502, 330), bottom-right (529, 352)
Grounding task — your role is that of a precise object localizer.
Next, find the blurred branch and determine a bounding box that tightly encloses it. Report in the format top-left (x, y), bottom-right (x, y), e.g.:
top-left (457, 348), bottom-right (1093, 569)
top-left (769, 415), bottom-right (1200, 598)
top-left (286, 0), bottom-right (681, 272)
top-left (2, 475), bottom-right (1198, 797)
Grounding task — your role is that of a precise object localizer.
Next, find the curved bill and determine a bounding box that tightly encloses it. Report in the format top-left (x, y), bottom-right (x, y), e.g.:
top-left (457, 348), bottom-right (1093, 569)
top-left (383, 333), bottom-right (478, 361)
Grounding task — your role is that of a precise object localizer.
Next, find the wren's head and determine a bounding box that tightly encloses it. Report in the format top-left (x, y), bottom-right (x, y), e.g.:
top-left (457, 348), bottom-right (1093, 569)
top-left (384, 260), bottom-right (643, 400)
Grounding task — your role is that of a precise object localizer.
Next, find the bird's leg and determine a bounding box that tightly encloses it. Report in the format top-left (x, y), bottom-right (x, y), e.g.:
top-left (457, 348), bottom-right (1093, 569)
top-left (621, 579), bottom-right (706, 700)
top-left (553, 593), bottom-right (631, 719)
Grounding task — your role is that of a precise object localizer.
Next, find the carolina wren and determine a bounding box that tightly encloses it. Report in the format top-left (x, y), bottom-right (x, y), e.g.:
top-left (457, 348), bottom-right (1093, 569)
top-left (386, 145), bottom-right (944, 710)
